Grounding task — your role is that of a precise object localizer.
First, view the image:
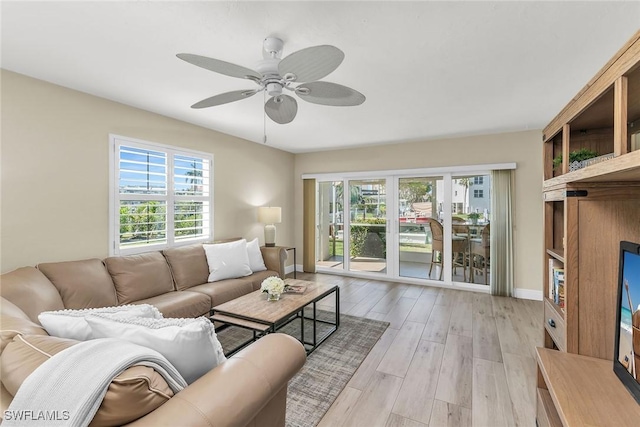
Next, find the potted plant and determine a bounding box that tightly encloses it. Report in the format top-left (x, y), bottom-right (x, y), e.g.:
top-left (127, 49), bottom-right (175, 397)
top-left (468, 212), bottom-right (481, 225)
top-left (553, 148), bottom-right (599, 171)
top-left (261, 276), bottom-right (287, 301)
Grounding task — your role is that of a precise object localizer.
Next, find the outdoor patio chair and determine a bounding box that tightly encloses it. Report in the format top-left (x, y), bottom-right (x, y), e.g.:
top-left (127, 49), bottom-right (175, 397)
top-left (427, 218), bottom-right (468, 281)
top-left (470, 224), bottom-right (490, 284)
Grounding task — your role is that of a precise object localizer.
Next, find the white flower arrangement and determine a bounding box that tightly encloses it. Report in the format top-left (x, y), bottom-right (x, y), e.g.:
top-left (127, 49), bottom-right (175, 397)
top-left (261, 276), bottom-right (286, 295)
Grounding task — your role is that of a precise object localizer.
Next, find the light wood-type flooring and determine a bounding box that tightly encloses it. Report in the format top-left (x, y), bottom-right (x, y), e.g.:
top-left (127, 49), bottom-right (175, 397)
top-left (292, 272), bottom-right (542, 427)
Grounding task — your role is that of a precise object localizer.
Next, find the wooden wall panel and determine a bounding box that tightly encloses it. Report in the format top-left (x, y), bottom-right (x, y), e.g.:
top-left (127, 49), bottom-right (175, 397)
top-left (577, 198), bottom-right (640, 359)
top-left (568, 127), bottom-right (614, 156)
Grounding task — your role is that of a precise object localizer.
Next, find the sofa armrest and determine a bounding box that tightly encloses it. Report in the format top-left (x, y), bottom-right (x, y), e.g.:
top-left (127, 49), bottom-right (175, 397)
top-left (126, 333), bottom-right (306, 427)
top-left (260, 246), bottom-right (288, 279)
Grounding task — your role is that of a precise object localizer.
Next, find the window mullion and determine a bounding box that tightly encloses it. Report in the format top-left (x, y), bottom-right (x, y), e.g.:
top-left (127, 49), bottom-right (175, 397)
top-left (167, 153), bottom-right (175, 247)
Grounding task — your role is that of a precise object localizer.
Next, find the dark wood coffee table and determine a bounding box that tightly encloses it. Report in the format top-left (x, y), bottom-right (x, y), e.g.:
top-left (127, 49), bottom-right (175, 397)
top-left (210, 279), bottom-right (339, 356)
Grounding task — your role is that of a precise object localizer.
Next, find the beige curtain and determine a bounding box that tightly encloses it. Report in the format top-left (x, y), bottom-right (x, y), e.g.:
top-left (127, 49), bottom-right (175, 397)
top-left (490, 169), bottom-right (514, 296)
top-left (302, 179), bottom-right (316, 273)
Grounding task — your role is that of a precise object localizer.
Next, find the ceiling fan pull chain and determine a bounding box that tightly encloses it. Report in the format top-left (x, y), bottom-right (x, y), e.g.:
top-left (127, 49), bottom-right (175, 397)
top-left (263, 91), bottom-right (267, 144)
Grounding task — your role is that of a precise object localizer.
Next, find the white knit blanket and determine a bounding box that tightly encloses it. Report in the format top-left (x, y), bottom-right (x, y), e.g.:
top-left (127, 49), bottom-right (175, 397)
top-left (4, 338), bottom-right (187, 427)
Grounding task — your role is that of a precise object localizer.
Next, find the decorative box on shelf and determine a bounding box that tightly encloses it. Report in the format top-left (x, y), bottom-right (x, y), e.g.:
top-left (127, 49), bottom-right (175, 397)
top-left (569, 153), bottom-right (615, 172)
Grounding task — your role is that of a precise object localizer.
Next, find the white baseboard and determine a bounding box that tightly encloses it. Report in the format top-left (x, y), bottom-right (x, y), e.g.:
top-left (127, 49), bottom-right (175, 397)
top-left (514, 288), bottom-right (542, 301)
top-left (285, 264), bottom-right (299, 275)
top-left (289, 267), bottom-right (543, 300)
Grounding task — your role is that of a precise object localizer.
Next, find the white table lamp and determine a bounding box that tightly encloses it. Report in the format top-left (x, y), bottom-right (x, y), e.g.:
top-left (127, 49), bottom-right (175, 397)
top-left (258, 207), bottom-right (281, 247)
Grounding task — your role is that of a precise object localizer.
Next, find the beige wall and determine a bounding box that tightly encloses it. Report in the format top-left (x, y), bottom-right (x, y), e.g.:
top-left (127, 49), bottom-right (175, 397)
top-left (0, 70), bottom-right (295, 273)
top-left (294, 130), bottom-right (543, 294)
top-left (1, 69), bottom-right (543, 294)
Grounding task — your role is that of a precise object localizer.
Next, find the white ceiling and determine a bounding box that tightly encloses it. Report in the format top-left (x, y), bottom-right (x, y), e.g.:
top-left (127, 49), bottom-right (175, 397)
top-left (2, 2), bottom-right (639, 153)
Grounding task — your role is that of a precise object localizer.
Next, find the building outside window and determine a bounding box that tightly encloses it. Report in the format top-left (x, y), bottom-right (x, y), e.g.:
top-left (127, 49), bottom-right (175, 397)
top-left (474, 189), bottom-right (484, 198)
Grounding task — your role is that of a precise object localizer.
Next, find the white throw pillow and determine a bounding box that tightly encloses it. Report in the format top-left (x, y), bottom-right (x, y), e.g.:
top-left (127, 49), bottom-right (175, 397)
top-left (38, 304), bottom-right (163, 341)
top-left (86, 315), bottom-right (226, 384)
top-left (246, 238), bottom-right (267, 272)
top-left (203, 239), bottom-right (252, 282)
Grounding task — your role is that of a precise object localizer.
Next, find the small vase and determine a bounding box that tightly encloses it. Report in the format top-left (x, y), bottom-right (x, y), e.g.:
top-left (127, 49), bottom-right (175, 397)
top-left (267, 291), bottom-right (281, 301)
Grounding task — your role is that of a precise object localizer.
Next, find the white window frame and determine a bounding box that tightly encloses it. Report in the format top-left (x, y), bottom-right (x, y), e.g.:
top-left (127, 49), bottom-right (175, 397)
top-left (474, 189), bottom-right (484, 198)
top-left (109, 134), bottom-right (214, 256)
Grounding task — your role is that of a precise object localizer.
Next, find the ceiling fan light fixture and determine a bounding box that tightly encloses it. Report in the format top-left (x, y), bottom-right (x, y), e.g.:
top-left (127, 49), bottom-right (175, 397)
top-left (266, 82), bottom-right (283, 97)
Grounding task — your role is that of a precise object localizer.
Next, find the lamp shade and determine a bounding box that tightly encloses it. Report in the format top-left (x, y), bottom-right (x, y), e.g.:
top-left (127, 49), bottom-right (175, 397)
top-left (258, 207), bottom-right (281, 224)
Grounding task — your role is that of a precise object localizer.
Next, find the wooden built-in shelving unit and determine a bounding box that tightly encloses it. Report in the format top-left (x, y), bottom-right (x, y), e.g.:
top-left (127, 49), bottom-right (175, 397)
top-left (537, 29), bottom-right (640, 426)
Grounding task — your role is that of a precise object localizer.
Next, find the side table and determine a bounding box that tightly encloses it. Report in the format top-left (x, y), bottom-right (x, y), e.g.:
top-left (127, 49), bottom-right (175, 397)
top-left (285, 247), bottom-right (296, 278)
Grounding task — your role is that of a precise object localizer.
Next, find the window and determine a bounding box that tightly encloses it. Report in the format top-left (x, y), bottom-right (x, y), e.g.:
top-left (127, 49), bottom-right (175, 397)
top-left (474, 189), bottom-right (484, 198)
top-left (473, 176), bottom-right (484, 185)
top-left (110, 135), bottom-right (213, 255)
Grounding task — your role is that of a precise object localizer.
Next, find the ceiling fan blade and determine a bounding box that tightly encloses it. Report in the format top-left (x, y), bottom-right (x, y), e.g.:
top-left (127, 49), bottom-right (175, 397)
top-left (278, 45), bottom-right (344, 83)
top-left (296, 82), bottom-right (366, 106)
top-left (265, 95), bottom-right (298, 124)
top-left (177, 53), bottom-right (261, 80)
top-left (191, 89), bottom-right (259, 109)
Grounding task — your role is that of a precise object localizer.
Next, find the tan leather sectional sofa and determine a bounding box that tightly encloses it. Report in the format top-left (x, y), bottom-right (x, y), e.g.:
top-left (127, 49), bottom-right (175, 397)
top-left (0, 243), bottom-right (306, 426)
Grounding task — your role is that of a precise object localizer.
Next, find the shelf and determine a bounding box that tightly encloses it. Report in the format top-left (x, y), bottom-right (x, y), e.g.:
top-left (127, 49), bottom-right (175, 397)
top-left (543, 30), bottom-right (640, 141)
top-left (543, 149), bottom-right (640, 189)
top-left (536, 348), bottom-right (640, 426)
top-left (546, 248), bottom-right (565, 263)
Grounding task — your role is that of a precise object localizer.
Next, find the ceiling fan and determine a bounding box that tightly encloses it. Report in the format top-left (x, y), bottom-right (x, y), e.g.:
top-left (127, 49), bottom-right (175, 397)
top-left (177, 37), bottom-right (365, 124)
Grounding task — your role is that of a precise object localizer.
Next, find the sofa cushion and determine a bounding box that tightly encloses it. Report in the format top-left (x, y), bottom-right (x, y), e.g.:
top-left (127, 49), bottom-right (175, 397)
top-left (0, 267), bottom-right (65, 323)
top-left (105, 252), bottom-right (175, 304)
top-left (1, 334), bottom-right (78, 396)
top-left (134, 291), bottom-right (211, 318)
top-left (0, 334), bottom-right (173, 425)
top-left (86, 316), bottom-right (226, 384)
top-left (1, 383), bottom-right (11, 418)
top-left (162, 244), bottom-right (209, 291)
top-left (0, 297), bottom-right (31, 321)
top-left (37, 259), bottom-right (118, 309)
top-left (188, 277), bottom-right (254, 306)
top-left (38, 304), bottom-right (163, 341)
top-left (0, 314), bottom-right (47, 353)
top-left (203, 239), bottom-right (252, 282)
top-left (90, 365), bottom-right (173, 427)
top-left (247, 238), bottom-right (267, 272)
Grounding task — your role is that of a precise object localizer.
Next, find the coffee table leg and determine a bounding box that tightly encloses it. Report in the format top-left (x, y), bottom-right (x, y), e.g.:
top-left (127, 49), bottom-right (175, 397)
top-left (300, 309), bottom-right (304, 345)
top-left (313, 301), bottom-right (317, 348)
top-left (336, 286), bottom-right (340, 328)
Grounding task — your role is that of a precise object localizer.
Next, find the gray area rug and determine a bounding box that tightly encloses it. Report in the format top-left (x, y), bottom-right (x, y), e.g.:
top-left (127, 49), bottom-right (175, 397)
top-left (216, 310), bottom-right (389, 427)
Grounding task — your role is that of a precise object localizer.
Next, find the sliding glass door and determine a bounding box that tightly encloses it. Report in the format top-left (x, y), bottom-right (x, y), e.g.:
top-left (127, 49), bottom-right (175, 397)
top-left (313, 168), bottom-right (500, 290)
top-left (398, 176), bottom-right (443, 281)
top-left (451, 174), bottom-right (491, 285)
top-left (315, 178), bottom-right (389, 275)
top-left (348, 178), bottom-right (387, 274)
top-left (316, 181), bottom-right (344, 270)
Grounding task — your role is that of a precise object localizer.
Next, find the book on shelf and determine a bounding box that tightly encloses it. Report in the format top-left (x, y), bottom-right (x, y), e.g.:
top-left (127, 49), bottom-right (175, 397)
top-left (548, 258), bottom-right (564, 304)
top-left (553, 268), bottom-right (565, 308)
